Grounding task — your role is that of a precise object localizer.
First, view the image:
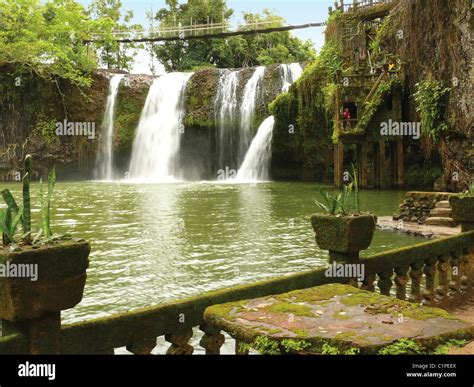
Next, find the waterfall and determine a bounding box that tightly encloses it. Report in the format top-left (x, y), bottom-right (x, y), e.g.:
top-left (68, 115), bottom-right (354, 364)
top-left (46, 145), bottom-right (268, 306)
top-left (94, 74), bottom-right (124, 180)
top-left (214, 69), bottom-right (240, 170)
top-left (280, 63), bottom-right (303, 92)
top-left (236, 116), bottom-right (275, 181)
top-left (239, 66), bottom-right (266, 163)
top-left (128, 72), bottom-right (192, 182)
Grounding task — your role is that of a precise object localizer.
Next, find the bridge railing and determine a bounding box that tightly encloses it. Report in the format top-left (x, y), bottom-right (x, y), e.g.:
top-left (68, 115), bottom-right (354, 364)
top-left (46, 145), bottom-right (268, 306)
top-left (1, 228), bottom-right (473, 355)
top-left (333, 0), bottom-right (396, 13)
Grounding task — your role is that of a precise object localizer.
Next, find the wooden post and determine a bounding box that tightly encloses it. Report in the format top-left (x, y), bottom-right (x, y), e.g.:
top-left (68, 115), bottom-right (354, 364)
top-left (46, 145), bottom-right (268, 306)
top-left (374, 140), bottom-right (385, 189)
top-left (397, 140), bottom-right (404, 188)
top-left (334, 142), bottom-right (344, 188)
top-left (391, 140), bottom-right (404, 188)
top-left (357, 142), bottom-right (369, 188)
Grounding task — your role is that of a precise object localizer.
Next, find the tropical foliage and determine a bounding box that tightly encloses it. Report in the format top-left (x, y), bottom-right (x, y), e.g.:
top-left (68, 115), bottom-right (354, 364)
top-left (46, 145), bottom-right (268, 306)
top-left (148, 1), bottom-right (316, 71)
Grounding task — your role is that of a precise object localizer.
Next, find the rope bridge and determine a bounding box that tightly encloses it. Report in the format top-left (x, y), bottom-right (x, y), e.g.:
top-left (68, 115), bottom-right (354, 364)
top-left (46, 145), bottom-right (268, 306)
top-left (84, 20), bottom-right (327, 44)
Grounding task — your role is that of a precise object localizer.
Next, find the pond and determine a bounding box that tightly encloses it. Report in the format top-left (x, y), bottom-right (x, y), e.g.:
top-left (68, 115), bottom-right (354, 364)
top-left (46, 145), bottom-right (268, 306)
top-left (2, 181), bottom-right (420, 324)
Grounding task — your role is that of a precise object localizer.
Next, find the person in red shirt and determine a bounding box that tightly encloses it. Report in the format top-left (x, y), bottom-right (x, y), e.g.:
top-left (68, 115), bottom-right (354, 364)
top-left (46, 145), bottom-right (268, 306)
top-left (343, 107), bottom-right (351, 129)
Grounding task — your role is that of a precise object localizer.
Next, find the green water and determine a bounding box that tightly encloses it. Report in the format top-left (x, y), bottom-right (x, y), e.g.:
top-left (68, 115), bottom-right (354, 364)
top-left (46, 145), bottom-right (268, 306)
top-left (2, 181), bottom-right (421, 323)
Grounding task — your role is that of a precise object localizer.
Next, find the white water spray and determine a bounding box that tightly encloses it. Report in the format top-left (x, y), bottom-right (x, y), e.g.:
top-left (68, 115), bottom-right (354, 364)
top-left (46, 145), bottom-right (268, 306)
top-left (95, 74), bottom-right (124, 180)
top-left (128, 72), bottom-right (192, 182)
top-left (236, 116), bottom-right (275, 181)
top-left (239, 66), bottom-right (266, 162)
top-left (215, 69), bottom-right (240, 168)
top-left (280, 63), bottom-right (303, 92)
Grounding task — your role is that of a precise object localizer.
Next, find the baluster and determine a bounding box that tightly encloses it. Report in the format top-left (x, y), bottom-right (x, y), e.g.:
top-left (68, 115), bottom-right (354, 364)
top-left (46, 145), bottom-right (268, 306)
top-left (460, 249), bottom-right (471, 293)
top-left (199, 324), bottom-right (225, 355)
top-left (126, 338), bottom-right (156, 355)
top-left (165, 328), bottom-right (194, 355)
top-left (408, 262), bottom-right (423, 303)
top-left (422, 258), bottom-right (437, 306)
top-left (394, 266), bottom-right (409, 300)
top-left (377, 270), bottom-right (393, 296)
top-left (360, 273), bottom-right (376, 292)
top-left (448, 252), bottom-right (462, 298)
top-left (435, 255), bottom-right (449, 304)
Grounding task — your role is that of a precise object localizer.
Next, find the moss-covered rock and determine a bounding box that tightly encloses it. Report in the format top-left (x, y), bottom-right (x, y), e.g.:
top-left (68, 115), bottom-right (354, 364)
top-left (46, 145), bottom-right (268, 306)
top-left (204, 283), bottom-right (473, 354)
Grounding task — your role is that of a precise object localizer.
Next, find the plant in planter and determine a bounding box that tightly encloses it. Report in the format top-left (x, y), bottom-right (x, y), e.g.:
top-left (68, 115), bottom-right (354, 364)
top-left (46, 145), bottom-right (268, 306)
top-left (311, 166), bottom-right (377, 260)
top-left (0, 155), bottom-right (90, 322)
top-left (449, 183), bottom-right (474, 232)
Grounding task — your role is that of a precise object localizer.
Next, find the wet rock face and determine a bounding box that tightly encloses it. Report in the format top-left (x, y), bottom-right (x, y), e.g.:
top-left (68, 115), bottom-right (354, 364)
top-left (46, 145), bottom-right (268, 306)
top-left (1, 65), bottom-right (290, 180)
top-left (391, 0), bottom-right (473, 188)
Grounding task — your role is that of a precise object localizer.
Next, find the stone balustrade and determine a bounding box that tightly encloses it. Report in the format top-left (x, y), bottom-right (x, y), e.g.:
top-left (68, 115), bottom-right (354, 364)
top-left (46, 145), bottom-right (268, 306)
top-left (1, 231), bottom-right (473, 355)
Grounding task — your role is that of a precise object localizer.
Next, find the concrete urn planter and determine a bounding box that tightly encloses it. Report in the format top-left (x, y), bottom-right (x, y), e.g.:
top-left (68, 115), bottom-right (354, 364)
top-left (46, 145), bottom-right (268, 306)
top-left (0, 240), bottom-right (90, 322)
top-left (310, 213), bottom-right (377, 255)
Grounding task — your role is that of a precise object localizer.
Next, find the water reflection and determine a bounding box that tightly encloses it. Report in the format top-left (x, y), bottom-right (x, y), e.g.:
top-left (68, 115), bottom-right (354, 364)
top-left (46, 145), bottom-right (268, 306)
top-left (0, 181), bottom-right (421, 323)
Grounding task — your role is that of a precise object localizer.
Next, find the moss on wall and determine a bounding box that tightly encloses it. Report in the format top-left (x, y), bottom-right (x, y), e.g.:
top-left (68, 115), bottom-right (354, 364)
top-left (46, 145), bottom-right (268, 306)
top-left (184, 69), bottom-right (219, 129)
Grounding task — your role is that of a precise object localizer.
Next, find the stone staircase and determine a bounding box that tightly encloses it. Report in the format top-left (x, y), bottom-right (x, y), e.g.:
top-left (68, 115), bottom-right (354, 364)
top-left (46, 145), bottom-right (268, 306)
top-left (425, 201), bottom-right (457, 227)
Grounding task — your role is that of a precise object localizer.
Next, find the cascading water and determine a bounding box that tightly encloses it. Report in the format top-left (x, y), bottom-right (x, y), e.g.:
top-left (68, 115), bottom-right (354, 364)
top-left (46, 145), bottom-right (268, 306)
top-left (239, 66), bottom-right (266, 163)
top-left (128, 72), bottom-right (192, 182)
top-left (280, 63), bottom-right (303, 92)
top-left (94, 74), bottom-right (124, 180)
top-left (214, 69), bottom-right (240, 170)
top-left (235, 63), bottom-right (303, 182)
top-left (236, 116), bottom-right (275, 181)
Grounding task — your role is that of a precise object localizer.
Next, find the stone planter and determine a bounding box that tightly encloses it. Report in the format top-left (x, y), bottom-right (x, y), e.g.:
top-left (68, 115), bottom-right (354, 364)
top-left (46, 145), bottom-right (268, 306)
top-left (0, 240), bottom-right (90, 322)
top-left (449, 196), bottom-right (474, 231)
top-left (311, 213), bottom-right (377, 257)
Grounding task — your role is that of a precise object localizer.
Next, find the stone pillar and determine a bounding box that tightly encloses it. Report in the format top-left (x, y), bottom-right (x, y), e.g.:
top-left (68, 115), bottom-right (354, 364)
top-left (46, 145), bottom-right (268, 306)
top-left (450, 196), bottom-right (474, 232)
top-left (311, 214), bottom-right (377, 286)
top-left (0, 241), bottom-right (90, 354)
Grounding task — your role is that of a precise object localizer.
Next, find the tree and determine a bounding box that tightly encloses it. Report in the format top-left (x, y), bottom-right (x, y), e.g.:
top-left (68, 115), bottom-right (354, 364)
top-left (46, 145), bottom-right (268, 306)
top-left (0, 0), bottom-right (97, 87)
top-left (88, 0), bottom-right (143, 71)
top-left (148, 1), bottom-right (316, 72)
top-left (148, 0), bottom-right (233, 72)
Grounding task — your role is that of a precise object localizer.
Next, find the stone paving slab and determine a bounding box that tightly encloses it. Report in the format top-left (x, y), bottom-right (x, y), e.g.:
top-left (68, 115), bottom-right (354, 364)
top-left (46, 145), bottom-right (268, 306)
top-left (377, 216), bottom-right (461, 238)
top-left (204, 284), bottom-right (473, 354)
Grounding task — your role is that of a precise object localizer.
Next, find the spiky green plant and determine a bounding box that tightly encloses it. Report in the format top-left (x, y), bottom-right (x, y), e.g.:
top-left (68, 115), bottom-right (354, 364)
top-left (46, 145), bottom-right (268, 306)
top-left (0, 194), bottom-right (23, 245)
top-left (40, 167), bottom-right (56, 238)
top-left (315, 184), bottom-right (354, 215)
top-left (350, 164), bottom-right (360, 212)
top-left (22, 154), bottom-right (32, 244)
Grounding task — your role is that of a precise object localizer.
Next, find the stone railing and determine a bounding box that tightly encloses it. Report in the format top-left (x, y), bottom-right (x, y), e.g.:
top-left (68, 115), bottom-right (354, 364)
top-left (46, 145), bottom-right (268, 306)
top-left (1, 200), bottom-right (473, 355)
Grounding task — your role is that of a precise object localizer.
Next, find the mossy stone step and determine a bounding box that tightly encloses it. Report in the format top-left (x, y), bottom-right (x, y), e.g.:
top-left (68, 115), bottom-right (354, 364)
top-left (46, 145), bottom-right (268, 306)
top-left (436, 201), bottom-right (451, 209)
top-left (425, 217), bottom-right (457, 227)
top-left (204, 284), bottom-right (472, 354)
top-left (429, 208), bottom-right (452, 217)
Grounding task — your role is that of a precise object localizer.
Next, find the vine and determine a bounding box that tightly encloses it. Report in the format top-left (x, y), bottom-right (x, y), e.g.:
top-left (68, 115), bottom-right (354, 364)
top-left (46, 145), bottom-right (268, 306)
top-left (413, 79), bottom-right (450, 142)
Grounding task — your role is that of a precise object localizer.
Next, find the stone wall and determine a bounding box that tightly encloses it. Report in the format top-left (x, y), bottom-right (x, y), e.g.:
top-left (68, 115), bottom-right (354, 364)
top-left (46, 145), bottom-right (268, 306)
top-left (393, 192), bottom-right (455, 223)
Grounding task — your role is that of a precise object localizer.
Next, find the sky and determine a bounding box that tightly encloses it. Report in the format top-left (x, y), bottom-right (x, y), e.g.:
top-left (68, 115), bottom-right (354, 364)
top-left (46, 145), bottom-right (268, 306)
top-left (79, 0), bottom-right (334, 74)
